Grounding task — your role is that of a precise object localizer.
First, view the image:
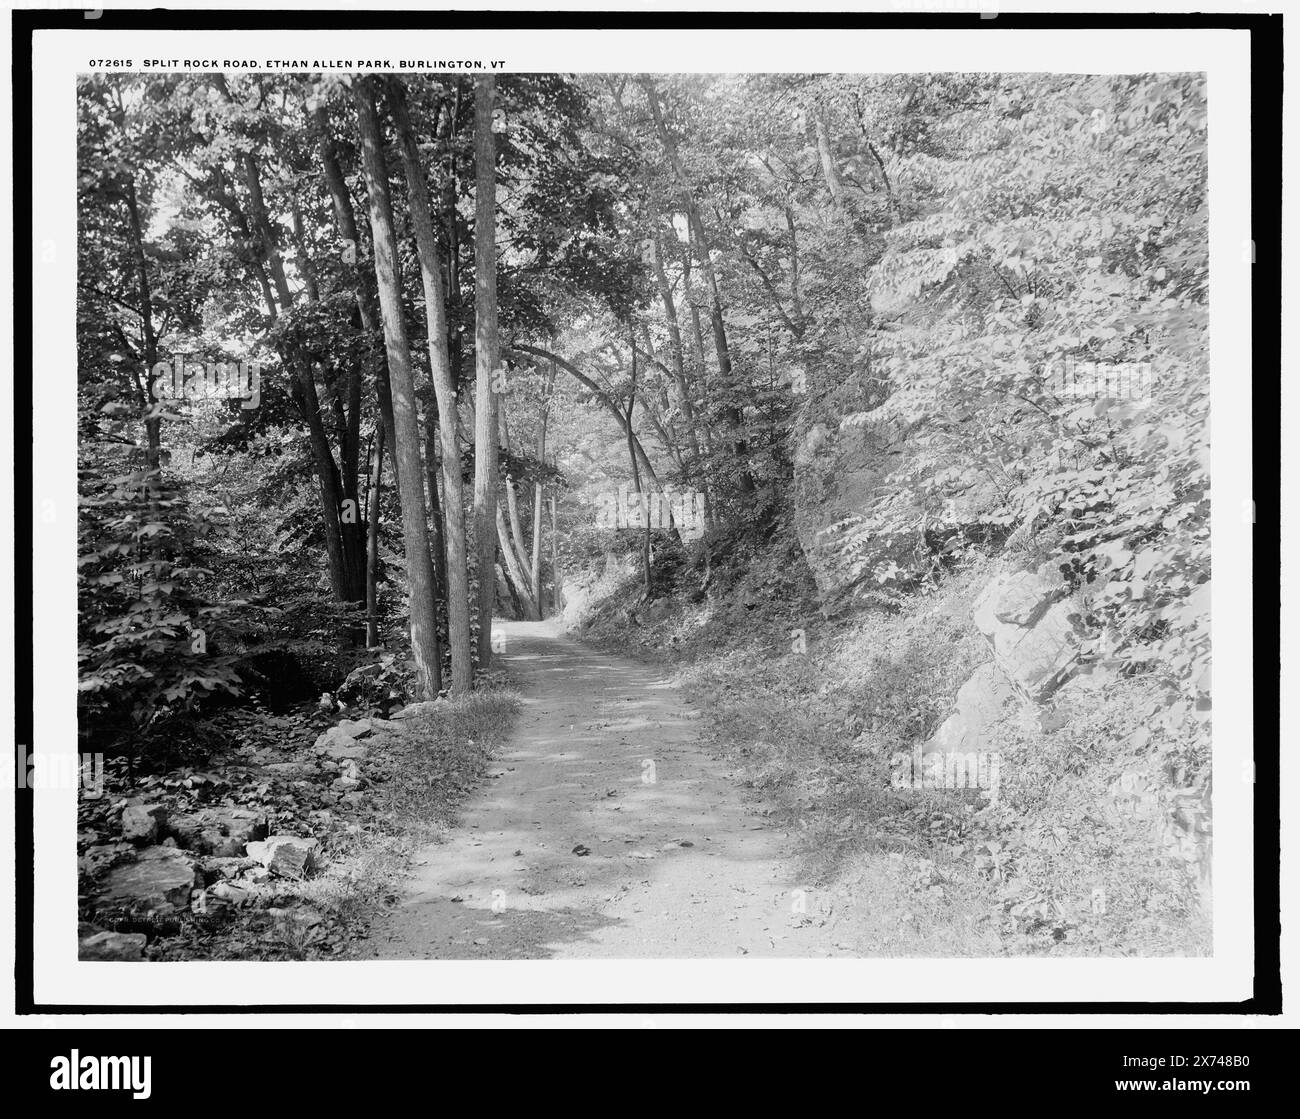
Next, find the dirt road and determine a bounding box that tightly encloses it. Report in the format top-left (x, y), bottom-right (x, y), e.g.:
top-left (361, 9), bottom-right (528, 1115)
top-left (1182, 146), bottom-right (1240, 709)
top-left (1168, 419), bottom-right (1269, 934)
top-left (362, 619), bottom-right (846, 959)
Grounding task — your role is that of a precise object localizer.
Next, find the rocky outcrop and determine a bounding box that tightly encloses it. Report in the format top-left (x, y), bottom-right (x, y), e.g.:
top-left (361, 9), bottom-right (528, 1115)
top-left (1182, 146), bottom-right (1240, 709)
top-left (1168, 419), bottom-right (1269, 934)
top-left (922, 564), bottom-right (1080, 768)
top-left (971, 566), bottom-right (1079, 703)
top-left (96, 846), bottom-right (202, 917)
top-left (246, 836), bottom-right (319, 880)
top-left (169, 806), bottom-right (268, 858)
top-left (792, 409), bottom-right (1001, 596)
top-left (924, 662), bottom-right (1021, 759)
top-left (120, 804), bottom-right (167, 845)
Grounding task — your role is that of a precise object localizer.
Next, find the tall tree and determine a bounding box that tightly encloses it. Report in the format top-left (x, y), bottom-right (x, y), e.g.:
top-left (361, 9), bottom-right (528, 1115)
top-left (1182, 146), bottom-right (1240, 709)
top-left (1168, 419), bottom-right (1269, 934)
top-left (354, 78), bottom-right (443, 697)
top-left (387, 77), bottom-right (474, 694)
top-left (530, 358), bottom-right (557, 613)
top-left (472, 76), bottom-right (501, 670)
top-left (627, 326), bottom-right (652, 597)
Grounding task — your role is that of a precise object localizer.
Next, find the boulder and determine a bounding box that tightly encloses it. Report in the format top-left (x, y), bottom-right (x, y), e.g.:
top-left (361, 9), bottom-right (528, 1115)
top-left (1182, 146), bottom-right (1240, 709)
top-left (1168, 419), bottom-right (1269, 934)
top-left (79, 843), bottom-right (126, 877)
top-left (246, 835), bottom-right (319, 880)
top-left (209, 880), bottom-right (252, 907)
top-left (170, 807), bottom-right (268, 857)
top-left (96, 847), bottom-right (202, 917)
top-left (205, 856), bottom-right (257, 880)
top-left (924, 661), bottom-right (1021, 756)
top-left (390, 700), bottom-right (446, 721)
top-left (313, 726), bottom-right (368, 761)
top-left (338, 663), bottom-right (385, 701)
top-left (338, 758), bottom-right (362, 789)
top-left (337, 718), bottom-right (374, 739)
top-left (120, 804), bottom-right (167, 845)
top-left (972, 567), bottom-right (1079, 702)
top-left (79, 929), bottom-right (147, 961)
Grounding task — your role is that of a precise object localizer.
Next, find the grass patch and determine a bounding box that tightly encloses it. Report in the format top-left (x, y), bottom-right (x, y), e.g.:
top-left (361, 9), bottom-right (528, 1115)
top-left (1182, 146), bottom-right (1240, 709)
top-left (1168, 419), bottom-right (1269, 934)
top-left (316, 687), bottom-right (522, 953)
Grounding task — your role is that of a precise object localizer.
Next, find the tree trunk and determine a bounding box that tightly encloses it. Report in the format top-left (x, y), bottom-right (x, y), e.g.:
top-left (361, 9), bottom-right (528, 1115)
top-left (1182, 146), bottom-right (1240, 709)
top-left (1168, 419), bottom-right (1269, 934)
top-left (497, 561), bottom-right (525, 622)
top-left (497, 409), bottom-right (540, 621)
top-left (441, 98), bottom-right (466, 411)
top-left (354, 79), bottom-right (443, 698)
top-left (503, 476), bottom-right (539, 617)
top-left (530, 359), bottom-right (555, 614)
top-left (365, 427), bottom-right (385, 647)
top-left (315, 104), bottom-right (398, 473)
top-left (682, 240), bottom-right (709, 380)
top-left (550, 491), bottom-right (562, 615)
top-left (296, 359), bottom-right (355, 603)
top-left (472, 76), bottom-right (501, 671)
top-left (531, 483), bottom-right (545, 617)
top-left (422, 400), bottom-right (448, 597)
top-left (122, 177), bottom-right (161, 480)
top-left (628, 329), bottom-right (652, 598)
top-left (243, 148), bottom-right (360, 600)
top-left (813, 111), bottom-right (847, 212)
top-left (651, 232), bottom-right (701, 459)
top-left (496, 505), bottom-right (539, 619)
top-left (386, 79), bottom-right (474, 694)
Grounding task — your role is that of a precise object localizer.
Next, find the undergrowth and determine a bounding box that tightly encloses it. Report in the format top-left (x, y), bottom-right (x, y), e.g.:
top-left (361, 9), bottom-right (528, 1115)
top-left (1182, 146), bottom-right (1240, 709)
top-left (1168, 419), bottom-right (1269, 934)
top-left (576, 529), bottom-right (1210, 958)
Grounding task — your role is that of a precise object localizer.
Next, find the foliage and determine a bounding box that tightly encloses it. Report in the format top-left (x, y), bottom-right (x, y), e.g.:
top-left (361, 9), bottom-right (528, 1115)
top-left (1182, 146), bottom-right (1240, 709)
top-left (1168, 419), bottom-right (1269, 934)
top-left (77, 465), bottom-right (244, 748)
top-left (834, 73), bottom-right (1209, 713)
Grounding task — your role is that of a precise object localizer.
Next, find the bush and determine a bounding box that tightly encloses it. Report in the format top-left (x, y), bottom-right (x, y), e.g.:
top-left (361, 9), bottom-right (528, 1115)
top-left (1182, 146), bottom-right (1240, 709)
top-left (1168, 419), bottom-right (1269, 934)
top-left (77, 466), bottom-right (243, 753)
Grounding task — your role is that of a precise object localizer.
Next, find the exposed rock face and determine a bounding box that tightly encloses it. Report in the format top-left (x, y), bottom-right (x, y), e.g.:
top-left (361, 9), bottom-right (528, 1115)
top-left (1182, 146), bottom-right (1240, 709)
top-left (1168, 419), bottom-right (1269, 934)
top-left (971, 566), bottom-right (1078, 702)
top-left (97, 847), bottom-right (202, 917)
top-left (246, 835), bottom-right (319, 880)
top-left (336, 718), bottom-right (374, 739)
top-left (792, 410), bottom-right (1001, 596)
top-left (170, 807), bottom-right (268, 857)
top-left (923, 662), bottom-right (1021, 757)
top-left (922, 564), bottom-right (1078, 772)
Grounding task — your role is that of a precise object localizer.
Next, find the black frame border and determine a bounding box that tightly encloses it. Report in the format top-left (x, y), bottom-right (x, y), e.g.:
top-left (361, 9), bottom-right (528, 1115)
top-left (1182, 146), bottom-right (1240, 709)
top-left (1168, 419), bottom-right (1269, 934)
top-left (12, 6), bottom-right (1281, 1017)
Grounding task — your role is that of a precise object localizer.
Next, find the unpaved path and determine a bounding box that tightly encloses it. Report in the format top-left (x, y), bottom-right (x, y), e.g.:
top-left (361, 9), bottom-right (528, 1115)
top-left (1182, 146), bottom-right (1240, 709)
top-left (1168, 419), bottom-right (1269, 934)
top-left (361, 619), bottom-right (846, 959)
